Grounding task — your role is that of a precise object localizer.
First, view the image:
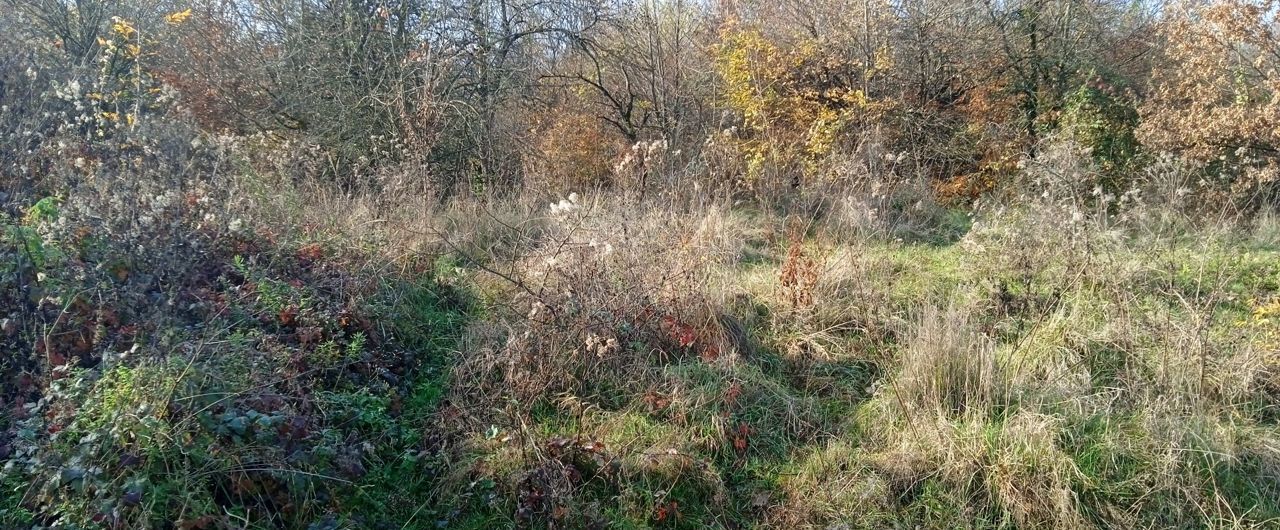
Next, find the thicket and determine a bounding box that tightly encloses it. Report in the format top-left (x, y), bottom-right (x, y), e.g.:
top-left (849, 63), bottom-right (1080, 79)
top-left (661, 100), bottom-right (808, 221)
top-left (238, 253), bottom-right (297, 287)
top-left (4, 0), bottom-right (1273, 205)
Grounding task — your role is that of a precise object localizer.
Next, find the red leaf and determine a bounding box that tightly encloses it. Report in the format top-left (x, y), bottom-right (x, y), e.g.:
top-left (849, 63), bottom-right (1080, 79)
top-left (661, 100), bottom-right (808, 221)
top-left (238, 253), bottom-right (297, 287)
top-left (296, 326), bottom-right (322, 345)
top-left (724, 382), bottom-right (742, 407)
top-left (46, 346), bottom-right (67, 368)
top-left (732, 422), bottom-right (751, 455)
top-left (661, 315), bottom-right (697, 348)
top-left (677, 326), bottom-right (696, 348)
top-left (701, 342), bottom-right (721, 361)
top-left (654, 501), bottom-right (680, 522)
top-left (296, 242), bottom-right (324, 262)
top-left (278, 305), bottom-right (298, 326)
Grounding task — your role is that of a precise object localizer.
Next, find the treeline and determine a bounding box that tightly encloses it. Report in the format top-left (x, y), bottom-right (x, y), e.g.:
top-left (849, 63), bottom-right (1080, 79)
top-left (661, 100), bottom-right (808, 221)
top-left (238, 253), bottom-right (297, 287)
top-left (2, 0), bottom-right (1278, 207)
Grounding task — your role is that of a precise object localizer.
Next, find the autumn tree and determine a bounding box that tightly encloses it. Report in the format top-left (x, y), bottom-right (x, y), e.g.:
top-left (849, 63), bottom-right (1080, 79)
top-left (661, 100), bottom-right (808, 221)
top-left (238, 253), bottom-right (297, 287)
top-left (1139, 0), bottom-right (1280, 203)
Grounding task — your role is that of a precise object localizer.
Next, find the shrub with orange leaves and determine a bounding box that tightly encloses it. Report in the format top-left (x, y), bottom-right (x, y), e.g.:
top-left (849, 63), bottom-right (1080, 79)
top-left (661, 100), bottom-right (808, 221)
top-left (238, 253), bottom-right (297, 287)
top-left (1140, 0), bottom-right (1280, 203)
top-left (528, 105), bottom-right (626, 192)
top-left (779, 235), bottom-right (820, 310)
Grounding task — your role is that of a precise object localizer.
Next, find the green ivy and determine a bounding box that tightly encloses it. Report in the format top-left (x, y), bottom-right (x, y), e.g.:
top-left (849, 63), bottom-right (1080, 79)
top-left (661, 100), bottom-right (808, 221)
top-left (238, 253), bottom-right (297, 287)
top-left (1061, 77), bottom-right (1141, 190)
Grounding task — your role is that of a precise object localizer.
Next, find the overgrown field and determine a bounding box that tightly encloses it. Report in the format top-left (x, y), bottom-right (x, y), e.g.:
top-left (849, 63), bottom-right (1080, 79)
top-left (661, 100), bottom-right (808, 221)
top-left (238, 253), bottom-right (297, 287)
top-left (4, 170), bottom-right (1279, 528)
top-left (4, 0), bottom-right (1280, 527)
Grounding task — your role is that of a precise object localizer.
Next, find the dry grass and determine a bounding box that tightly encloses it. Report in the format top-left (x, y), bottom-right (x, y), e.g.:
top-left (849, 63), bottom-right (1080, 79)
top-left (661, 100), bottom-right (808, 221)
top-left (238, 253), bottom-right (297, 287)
top-left (5, 125), bottom-right (1280, 528)
top-left (222, 167), bottom-right (1280, 528)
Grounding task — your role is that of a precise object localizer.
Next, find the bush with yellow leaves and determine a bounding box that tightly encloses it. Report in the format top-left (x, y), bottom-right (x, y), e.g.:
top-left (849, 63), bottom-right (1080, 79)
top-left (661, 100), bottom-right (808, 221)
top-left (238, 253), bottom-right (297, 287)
top-left (713, 23), bottom-right (896, 195)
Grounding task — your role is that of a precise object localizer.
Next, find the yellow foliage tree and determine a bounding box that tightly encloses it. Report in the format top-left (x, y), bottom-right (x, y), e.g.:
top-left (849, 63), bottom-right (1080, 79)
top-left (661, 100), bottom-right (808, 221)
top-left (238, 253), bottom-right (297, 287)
top-left (713, 23), bottom-right (894, 193)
